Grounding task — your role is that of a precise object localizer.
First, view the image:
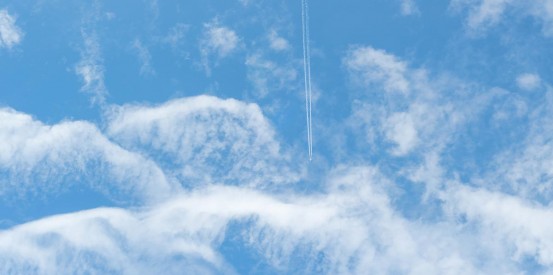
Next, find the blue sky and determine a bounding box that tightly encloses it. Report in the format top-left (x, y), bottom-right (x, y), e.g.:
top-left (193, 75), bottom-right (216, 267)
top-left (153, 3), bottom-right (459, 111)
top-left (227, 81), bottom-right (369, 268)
top-left (1, 0), bottom-right (553, 274)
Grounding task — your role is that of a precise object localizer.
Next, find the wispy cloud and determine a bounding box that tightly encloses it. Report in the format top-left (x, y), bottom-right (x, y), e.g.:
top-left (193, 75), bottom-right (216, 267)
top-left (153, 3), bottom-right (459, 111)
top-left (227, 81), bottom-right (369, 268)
top-left (203, 23), bottom-right (239, 57)
top-left (480, 85), bottom-right (553, 202)
top-left (200, 22), bottom-right (240, 75)
top-left (400, 0), bottom-right (420, 16)
top-left (344, 43), bottom-right (553, 271)
top-left (267, 29), bottom-right (290, 52)
top-left (516, 73), bottom-right (541, 91)
top-left (132, 39), bottom-right (155, 76)
top-left (245, 53), bottom-right (297, 98)
top-left (2, 88), bottom-right (553, 272)
top-left (0, 9), bottom-right (23, 49)
top-left (344, 46), bottom-right (410, 94)
top-left (452, 0), bottom-right (512, 31)
top-left (105, 95), bottom-right (301, 188)
top-left (344, 45), bottom-right (497, 193)
top-left (384, 112), bottom-right (419, 155)
top-left (451, 0), bottom-right (553, 36)
top-left (5, 1), bottom-right (553, 273)
top-left (163, 23), bottom-right (189, 49)
top-left (75, 32), bottom-right (107, 105)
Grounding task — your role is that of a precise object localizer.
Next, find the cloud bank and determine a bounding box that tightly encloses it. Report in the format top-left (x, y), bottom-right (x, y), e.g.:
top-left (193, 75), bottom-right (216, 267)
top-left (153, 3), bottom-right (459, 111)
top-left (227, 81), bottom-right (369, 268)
top-left (2, 4), bottom-right (553, 270)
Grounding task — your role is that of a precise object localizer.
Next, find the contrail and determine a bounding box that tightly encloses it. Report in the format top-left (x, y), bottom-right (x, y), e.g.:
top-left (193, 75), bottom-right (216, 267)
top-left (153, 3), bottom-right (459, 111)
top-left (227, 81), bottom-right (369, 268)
top-left (301, 0), bottom-right (313, 161)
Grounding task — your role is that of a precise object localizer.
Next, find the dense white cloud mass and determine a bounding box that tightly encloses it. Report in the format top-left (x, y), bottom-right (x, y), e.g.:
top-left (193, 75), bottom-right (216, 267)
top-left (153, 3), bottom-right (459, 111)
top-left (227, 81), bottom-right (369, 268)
top-left (0, 108), bottom-right (174, 203)
top-left (0, 9), bottom-right (23, 49)
top-left (0, 167), bottom-right (488, 274)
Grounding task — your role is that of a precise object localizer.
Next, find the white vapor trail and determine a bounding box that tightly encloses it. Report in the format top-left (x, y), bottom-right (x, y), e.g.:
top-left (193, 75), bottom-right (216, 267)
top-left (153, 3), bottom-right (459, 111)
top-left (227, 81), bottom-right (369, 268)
top-left (302, 0), bottom-right (313, 161)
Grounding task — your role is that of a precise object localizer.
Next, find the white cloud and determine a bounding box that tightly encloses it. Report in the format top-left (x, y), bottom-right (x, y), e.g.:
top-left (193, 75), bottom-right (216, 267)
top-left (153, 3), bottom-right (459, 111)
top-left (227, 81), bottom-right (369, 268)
top-left (0, 166), bottom-right (488, 274)
top-left (132, 39), bottom-right (155, 76)
top-left (454, 0), bottom-right (512, 31)
top-left (200, 22), bottom-right (240, 74)
top-left (385, 112), bottom-right (419, 155)
top-left (344, 46), bottom-right (410, 94)
top-left (344, 43), bottom-right (553, 272)
top-left (204, 25), bottom-right (239, 57)
top-left (0, 9), bottom-right (23, 49)
top-left (481, 88), bottom-right (553, 201)
top-left (245, 53), bottom-right (297, 98)
top-left (447, 184), bottom-right (553, 267)
top-left (3, 90), bottom-right (553, 272)
top-left (529, 0), bottom-right (553, 36)
top-left (452, 0), bottom-right (553, 35)
top-left (105, 95), bottom-right (301, 188)
top-left (163, 23), bottom-right (189, 49)
top-left (516, 73), bottom-right (541, 91)
top-left (345, 46), bottom-right (489, 159)
top-left (0, 107), bottom-right (174, 203)
top-left (400, 0), bottom-right (420, 16)
top-left (75, 33), bottom-right (107, 105)
top-left (267, 30), bottom-right (290, 51)
top-left (239, 0), bottom-right (252, 7)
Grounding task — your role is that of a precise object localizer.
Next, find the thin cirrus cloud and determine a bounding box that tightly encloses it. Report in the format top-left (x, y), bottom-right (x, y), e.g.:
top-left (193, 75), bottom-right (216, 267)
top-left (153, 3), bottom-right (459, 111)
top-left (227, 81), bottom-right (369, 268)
top-left (245, 52), bottom-right (298, 99)
top-left (267, 29), bottom-right (291, 52)
top-left (481, 85), bottom-right (553, 202)
top-left (75, 32), bottom-right (107, 105)
top-left (451, 0), bottom-right (553, 35)
top-left (131, 39), bottom-right (155, 76)
top-left (199, 22), bottom-right (240, 75)
top-left (344, 45), bottom-right (491, 160)
top-left (0, 9), bottom-right (23, 49)
top-left (516, 73), bottom-right (541, 91)
top-left (344, 46), bottom-right (410, 94)
top-left (400, 0), bottom-right (420, 16)
top-left (343, 44), bottom-right (553, 272)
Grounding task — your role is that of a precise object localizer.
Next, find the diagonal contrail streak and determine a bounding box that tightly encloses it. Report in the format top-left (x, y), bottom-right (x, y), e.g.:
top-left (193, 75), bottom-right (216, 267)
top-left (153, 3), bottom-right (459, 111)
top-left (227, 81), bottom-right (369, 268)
top-left (301, 0), bottom-right (313, 161)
